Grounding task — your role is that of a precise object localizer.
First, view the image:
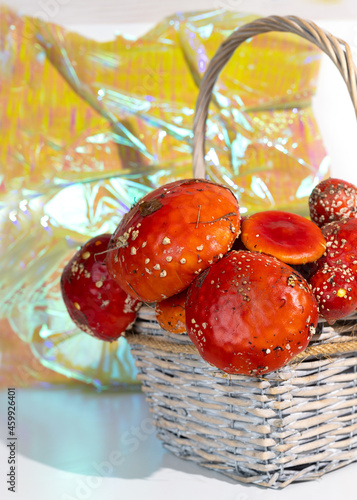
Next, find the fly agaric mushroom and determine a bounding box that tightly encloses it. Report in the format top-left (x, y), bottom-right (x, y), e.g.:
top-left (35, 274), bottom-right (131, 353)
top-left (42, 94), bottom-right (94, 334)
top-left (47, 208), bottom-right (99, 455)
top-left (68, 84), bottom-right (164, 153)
top-left (61, 234), bottom-right (141, 341)
top-left (155, 289), bottom-right (187, 334)
top-left (309, 178), bottom-right (357, 228)
top-left (107, 179), bottom-right (240, 303)
top-left (309, 265), bottom-right (357, 323)
top-left (186, 250), bottom-right (318, 377)
top-left (317, 217), bottom-right (357, 276)
top-left (241, 210), bottom-right (326, 265)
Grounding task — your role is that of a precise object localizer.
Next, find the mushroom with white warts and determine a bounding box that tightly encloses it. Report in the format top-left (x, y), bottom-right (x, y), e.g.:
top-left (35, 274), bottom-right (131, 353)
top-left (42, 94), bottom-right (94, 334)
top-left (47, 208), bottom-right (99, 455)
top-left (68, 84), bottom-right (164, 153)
top-left (106, 178), bottom-right (240, 302)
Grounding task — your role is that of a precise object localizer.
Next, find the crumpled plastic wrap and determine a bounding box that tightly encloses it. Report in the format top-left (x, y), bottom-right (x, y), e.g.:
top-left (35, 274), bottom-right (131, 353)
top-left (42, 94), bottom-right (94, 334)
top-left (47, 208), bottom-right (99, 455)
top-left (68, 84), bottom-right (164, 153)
top-left (0, 7), bottom-right (329, 388)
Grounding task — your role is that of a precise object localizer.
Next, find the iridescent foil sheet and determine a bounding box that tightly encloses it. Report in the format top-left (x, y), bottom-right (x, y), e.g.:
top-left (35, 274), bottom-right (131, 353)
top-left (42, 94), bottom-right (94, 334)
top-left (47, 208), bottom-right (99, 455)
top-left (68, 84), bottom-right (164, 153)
top-left (0, 7), bottom-right (329, 388)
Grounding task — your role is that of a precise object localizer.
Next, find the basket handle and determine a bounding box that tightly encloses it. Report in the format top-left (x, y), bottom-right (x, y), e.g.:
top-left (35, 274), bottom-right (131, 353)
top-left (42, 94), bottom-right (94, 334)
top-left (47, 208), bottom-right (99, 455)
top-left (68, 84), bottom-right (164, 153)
top-left (192, 15), bottom-right (357, 179)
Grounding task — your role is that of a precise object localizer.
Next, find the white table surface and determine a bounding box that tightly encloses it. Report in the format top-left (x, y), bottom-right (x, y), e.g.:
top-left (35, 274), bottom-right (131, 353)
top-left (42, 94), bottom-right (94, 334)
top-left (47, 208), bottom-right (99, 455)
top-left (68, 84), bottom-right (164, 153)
top-left (3, 2), bottom-right (357, 499)
top-left (1, 387), bottom-right (357, 500)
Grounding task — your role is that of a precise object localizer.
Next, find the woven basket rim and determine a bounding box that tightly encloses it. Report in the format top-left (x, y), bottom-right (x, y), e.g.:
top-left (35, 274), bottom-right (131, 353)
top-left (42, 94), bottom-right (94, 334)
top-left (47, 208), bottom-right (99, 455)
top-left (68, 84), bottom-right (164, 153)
top-left (126, 331), bottom-right (357, 363)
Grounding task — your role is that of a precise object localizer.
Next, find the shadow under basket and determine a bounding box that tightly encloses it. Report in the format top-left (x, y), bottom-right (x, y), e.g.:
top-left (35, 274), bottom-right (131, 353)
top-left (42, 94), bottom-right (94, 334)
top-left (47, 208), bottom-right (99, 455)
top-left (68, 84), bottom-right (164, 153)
top-left (126, 14), bottom-right (357, 489)
top-left (127, 307), bottom-right (357, 488)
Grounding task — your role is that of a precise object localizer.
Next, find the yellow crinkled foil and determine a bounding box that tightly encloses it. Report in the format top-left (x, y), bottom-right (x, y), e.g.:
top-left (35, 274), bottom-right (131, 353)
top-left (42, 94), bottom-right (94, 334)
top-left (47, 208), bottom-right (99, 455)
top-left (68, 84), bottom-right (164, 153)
top-left (0, 7), bottom-right (328, 388)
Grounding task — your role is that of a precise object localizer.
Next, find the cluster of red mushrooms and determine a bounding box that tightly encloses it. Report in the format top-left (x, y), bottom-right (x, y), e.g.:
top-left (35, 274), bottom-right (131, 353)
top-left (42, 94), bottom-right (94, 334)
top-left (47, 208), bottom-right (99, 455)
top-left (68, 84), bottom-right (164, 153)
top-left (61, 177), bottom-right (357, 377)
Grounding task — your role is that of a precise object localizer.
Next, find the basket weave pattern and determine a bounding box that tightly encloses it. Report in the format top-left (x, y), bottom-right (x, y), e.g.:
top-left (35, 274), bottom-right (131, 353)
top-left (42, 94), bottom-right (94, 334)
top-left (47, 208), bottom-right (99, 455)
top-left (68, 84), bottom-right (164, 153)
top-left (127, 16), bottom-right (357, 488)
top-left (129, 308), bottom-right (357, 488)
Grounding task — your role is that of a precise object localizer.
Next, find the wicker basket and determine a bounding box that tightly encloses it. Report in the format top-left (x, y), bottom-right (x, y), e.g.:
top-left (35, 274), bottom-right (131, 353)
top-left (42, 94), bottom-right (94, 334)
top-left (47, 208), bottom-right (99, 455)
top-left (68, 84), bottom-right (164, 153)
top-left (126, 16), bottom-right (357, 489)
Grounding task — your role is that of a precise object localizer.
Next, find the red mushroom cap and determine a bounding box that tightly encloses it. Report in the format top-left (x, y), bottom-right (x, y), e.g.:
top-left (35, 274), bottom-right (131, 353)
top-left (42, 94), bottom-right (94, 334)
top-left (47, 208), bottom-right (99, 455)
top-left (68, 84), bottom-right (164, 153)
top-left (61, 234), bottom-right (141, 341)
top-left (241, 210), bottom-right (326, 265)
top-left (309, 265), bottom-right (357, 323)
top-left (309, 178), bottom-right (357, 227)
top-left (317, 217), bottom-right (357, 275)
top-left (155, 289), bottom-right (187, 334)
top-left (186, 250), bottom-right (318, 377)
top-left (107, 179), bottom-right (240, 302)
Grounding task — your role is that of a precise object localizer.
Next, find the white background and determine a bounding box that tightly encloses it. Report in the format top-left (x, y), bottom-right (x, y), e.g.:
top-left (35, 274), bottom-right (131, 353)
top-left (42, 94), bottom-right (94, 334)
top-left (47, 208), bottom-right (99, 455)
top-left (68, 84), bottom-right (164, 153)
top-left (2, 1), bottom-right (357, 499)
top-left (8, 0), bottom-right (357, 24)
